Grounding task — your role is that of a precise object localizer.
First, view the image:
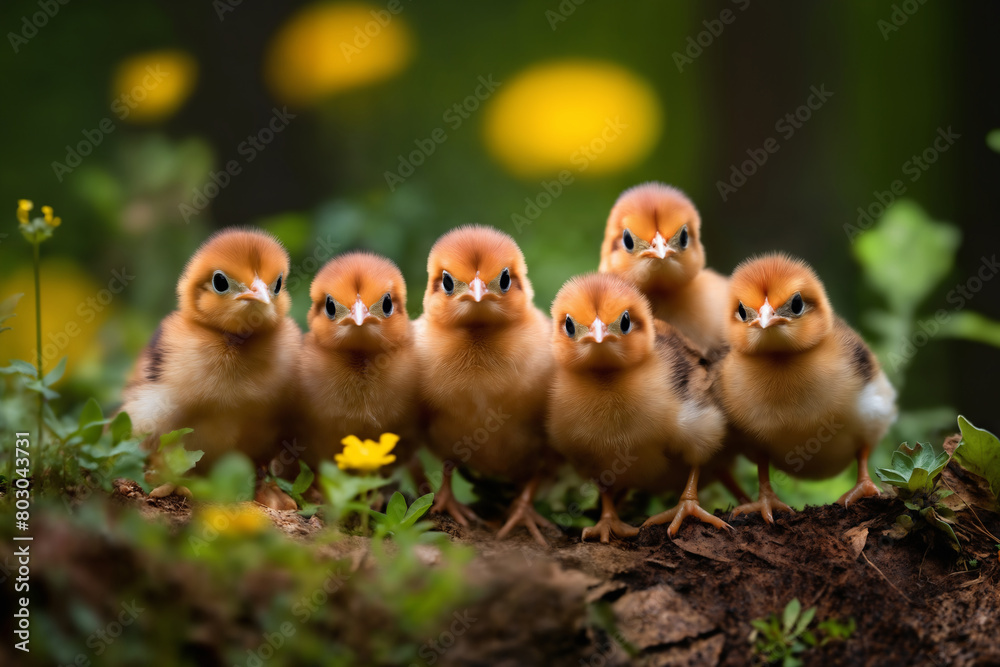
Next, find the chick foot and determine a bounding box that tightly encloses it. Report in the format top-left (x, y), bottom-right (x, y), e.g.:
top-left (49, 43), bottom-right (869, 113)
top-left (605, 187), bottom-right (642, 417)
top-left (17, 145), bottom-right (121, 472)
top-left (732, 456), bottom-right (793, 523)
top-left (149, 483), bottom-right (192, 499)
top-left (582, 490), bottom-right (639, 543)
top-left (644, 499), bottom-right (733, 536)
top-left (496, 478), bottom-right (556, 546)
top-left (645, 466), bottom-right (732, 536)
top-left (430, 465), bottom-right (481, 528)
top-left (838, 446), bottom-right (880, 507)
top-left (255, 481), bottom-right (297, 511)
top-left (838, 478), bottom-right (880, 507)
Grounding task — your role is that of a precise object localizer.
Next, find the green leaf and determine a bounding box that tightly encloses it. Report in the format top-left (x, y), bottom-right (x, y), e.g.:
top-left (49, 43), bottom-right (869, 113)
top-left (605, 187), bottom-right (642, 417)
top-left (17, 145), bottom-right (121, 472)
top-left (109, 412), bottom-right (132, 443)
top-left (954, 415), bottom-right (1000, 503)
top-left (939, 311), bottom-right (1000, 349)
top-left (875, 441), bottom-right (949, 491)
top-left (159, 428), bottom-right (194, 449)
top-left (386, 491), bottom-right (407, 524)
top-left (290, 460), bottom-right (315, 496)
top-left (987, 129), bottom-right (1000, 153)
top-left (200, 452), bottom-right (255, 502)
top-left (24, 379), bottom-right (59, 400)
top-left (78, 398), bottom-right (105, 443)
top-left (0, 293), bottom-right (23, 320)
top-left (158, 428), bottom-right (201, 478)
top-left (853, 201), bottom-right (961, 314)
top-left (783, 599), bottom-right (801, 635)
top-left (792, 606), bottom-right (816, 638)
top-left (43, 357), bottom-right (67, 386)
top-left (0, 359), bottom-right (38, 377)
top-left (401, 493), bottom-right (434, 528)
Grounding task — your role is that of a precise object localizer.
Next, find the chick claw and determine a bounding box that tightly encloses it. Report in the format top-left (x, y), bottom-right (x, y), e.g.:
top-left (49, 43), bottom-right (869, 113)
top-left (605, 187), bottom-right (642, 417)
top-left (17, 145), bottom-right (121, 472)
top-left (430, 490), bottom-right (481, 528)
top-left (582, 517), bottom-right (639, 544)
top-left (496, 500), bottom-right (556, 547)
top-left (732, 491), bottom-right (794, 524)
top-left (644, 500), bottom-right (733, 537)
top-left (838, 478), bottom-right (880, 507)
top-left (149, 483), bottom-right (192, 499)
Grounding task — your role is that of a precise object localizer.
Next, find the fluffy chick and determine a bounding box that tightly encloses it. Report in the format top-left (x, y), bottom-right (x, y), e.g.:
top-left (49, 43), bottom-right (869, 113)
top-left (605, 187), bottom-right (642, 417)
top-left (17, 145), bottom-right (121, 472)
top-left (599, 182), bottom-right (730, 357)
top-left (717, 254), bottom-right (897, 521)
top-left (548, 274), bottom-right (729, 543)
top-left (298, 252), bottom-right (420, 474)
top-left (416, 225), bottom-right (557, 545)
top-left (120, 228), bottom-right (301, 509)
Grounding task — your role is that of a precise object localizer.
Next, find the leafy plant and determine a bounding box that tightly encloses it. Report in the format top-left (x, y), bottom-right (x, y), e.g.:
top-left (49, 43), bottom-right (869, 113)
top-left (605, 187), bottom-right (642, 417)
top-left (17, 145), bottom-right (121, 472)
top-left (274, 460), bottom-right (322, 516)
top-left (318, 460), bottom-right (391, 528)
top-left (370, 490), bottom-right (434, 537)
top-left (875, 440), bottom-right (959, 549)
top-left (954, 415), bottom-right (1000, 505)
top-left (750, 598), bottom-right (855, 666)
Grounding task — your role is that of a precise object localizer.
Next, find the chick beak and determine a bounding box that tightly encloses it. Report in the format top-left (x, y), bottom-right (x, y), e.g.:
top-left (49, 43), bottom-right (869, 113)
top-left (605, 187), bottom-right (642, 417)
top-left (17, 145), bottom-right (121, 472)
top-left (236, 277), bottom-right (271, 304)
top-left (350, 295), bottom-right (369, 326)
top-left (470, 276), bottom-right (487, 303)
top-left (757, 298), bottom-right (776, 328)
top-left (587, 317), bottom-right (609, 343)
top-left (651, 231), bottom-right (670, 259)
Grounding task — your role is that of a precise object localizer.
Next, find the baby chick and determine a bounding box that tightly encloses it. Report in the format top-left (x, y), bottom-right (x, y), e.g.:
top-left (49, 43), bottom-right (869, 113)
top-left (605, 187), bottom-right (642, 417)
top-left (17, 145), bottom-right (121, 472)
top-left (416, 225), bottom-right (557, 545)
top-left (717, 254), bottom-right (897, 521)
top-left (298, 252), bottom-right (420, 474)
top-left (120, 228), bottom-right (301, 509)
top-left (547, 273), bottom-right (729, 542)
top-left (599, 182), bottom-right (730, 357)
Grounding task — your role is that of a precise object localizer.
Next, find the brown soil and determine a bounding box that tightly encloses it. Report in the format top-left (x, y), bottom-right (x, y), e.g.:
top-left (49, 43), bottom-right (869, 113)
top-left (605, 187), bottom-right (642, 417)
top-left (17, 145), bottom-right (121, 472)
top-left (3, 453), bottom-right (999, 666)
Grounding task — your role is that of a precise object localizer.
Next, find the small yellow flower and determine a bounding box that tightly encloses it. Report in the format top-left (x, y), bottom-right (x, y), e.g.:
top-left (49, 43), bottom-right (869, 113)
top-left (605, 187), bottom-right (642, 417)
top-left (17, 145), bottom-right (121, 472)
top-left (39, 205), bottom-right (61, 227)
top-left (198, 505), bottom-right (269, 536)
top-left (17, 200), bottom-right (32, 225)
top-left (335, 433), bottom-right (399, 473)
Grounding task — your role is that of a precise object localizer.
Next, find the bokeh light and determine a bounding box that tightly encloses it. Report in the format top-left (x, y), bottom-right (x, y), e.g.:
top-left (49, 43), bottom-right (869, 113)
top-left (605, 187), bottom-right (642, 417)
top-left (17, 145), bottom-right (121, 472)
top-left (111, 49), bottom-right (198, 124)
top-left (265, 2), bottom-right (413, 106)
top-left (0, 262), bottom-right (111, 381)
top-left (483, 60), bottom-right (663, 177)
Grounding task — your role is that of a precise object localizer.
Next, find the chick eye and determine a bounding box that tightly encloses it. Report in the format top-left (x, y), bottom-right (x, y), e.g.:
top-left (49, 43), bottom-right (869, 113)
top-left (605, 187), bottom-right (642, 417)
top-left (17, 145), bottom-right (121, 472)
top-left (790, 292), bottom-right (804, 315)
top-left (274, 274), bottom-right (282, 295)
top-left (737, 302), bottom-right (747, 322)
top-left (622, 229), bottom-right (635, 252)
top-left (499, 268), bottom-right (511, 293)
top-left (620, 311), bottom-right (631, 334)
top-left (325, 296), bottom-right (337, 318)
top-left (442, 271), bottom-right (455, 295)
top-left (212, 271), bottom-right (230, 294)
top-left (679, 226), bottom-right (689, 249)
top-left (564, 315), bottom-right (575, 337)
top-left (382, 294), bottom-right (393, 316)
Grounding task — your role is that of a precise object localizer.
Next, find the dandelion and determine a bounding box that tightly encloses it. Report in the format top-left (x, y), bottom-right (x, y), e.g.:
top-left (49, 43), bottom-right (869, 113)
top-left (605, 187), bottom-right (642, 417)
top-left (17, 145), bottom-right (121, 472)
top-left (335, 433), bottom-right (399, 473)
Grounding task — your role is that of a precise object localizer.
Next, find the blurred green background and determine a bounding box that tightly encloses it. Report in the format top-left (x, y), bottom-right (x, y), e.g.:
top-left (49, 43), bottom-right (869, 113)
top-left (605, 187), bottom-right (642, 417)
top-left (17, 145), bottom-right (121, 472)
top-left (1, 0), bottom-right (998, 478)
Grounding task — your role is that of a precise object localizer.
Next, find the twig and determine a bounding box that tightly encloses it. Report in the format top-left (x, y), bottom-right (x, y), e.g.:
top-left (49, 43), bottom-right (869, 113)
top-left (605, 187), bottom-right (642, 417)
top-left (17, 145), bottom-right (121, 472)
top-left (940, 477), bottom-right (1000, 544)
top-left (861, 551), bottom-right (913, 604)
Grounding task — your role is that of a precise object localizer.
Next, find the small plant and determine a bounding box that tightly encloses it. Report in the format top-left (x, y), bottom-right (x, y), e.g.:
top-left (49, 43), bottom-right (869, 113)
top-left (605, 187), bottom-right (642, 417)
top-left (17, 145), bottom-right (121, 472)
top-left (875, 440), bottom-right (960, 550)
top-left (370, 490), bottom-right (435, 537)
top-left (750, 598), bottom-right (855, 666)
top-left (954, 416), bottom-right (1000, 506)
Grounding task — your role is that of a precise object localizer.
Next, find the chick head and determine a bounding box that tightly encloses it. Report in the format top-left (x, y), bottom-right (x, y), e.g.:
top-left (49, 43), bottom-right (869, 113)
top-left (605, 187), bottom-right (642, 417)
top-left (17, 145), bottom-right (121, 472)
top-left (728, 253), bottom-right (833, 354)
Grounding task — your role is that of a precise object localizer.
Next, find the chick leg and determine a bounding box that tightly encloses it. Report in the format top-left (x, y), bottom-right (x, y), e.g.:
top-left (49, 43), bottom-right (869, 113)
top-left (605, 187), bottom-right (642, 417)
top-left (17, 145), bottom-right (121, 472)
top-left (732, 456), bottom-right (794, 523)
top-left (644, 466), bottom-right (733, 536)
top-left (715, 467), bottom-right (752, 504)
top-left (582, 490), bottom-right (640, 543)
top-left (496, 477), bottom-right (557, 547)
top-left (837, 445), bottom-right (880, 507)
top-left (429, 462), bottom-right (481, 527)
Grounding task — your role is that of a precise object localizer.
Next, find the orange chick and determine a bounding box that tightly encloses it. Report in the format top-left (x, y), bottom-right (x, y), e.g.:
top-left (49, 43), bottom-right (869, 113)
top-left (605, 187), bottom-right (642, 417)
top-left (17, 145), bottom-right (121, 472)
top-left (599, 182), bottom-right (730, 357)
top-left (415, 225), bottom-right (557, 545)
top-left (717, 254), bottom-right (897, 521)
top-left (298, 252), bottom-right (420, 474)
top-left (548, 274), bottom-right (730, 543)
top-left (120, 228), bottom-right (301, 509)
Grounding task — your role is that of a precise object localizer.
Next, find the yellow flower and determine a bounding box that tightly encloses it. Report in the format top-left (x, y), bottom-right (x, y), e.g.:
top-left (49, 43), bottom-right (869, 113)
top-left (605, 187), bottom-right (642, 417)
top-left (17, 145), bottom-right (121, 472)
top-left (483, 59), bottom-right (663, 177)
top-left (264, 2), bottom-right (413, 106)
top-left (198, 504), bottom-right (270, 536)
top-left (335, 433), bottom-right (398, 473)
top-left (40, 205), bottom-right (61, 227)
top-left (17, 199), bottom-right (32, 225)
top-left (111, 49), bottom-right (198, 124)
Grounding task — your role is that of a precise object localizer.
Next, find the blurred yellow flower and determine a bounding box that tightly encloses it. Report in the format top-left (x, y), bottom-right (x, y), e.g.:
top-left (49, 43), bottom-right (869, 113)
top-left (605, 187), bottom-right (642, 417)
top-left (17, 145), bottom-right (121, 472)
top-left (335, 433), bottom-right (398, 473)
top-left (484, 60), bottom-right (663, 177)
top-left (265, 2), bottom-right (412, 106)
top-left (40, 205), bottom-right (61, 227)
top-left (199, 504), bottom-right (270, 536)
top-left (0, 262), bottom-right (109, 379)
top-left (17, 200), bottom-right (32, 226)
top-left (111, 49), bottom-right (198, 124)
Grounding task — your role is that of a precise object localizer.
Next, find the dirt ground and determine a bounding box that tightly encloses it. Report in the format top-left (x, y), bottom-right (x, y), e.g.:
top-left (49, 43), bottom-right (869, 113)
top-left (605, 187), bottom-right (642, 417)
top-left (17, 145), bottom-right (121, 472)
top-left (5, 444), bottom-right (1000, 667)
